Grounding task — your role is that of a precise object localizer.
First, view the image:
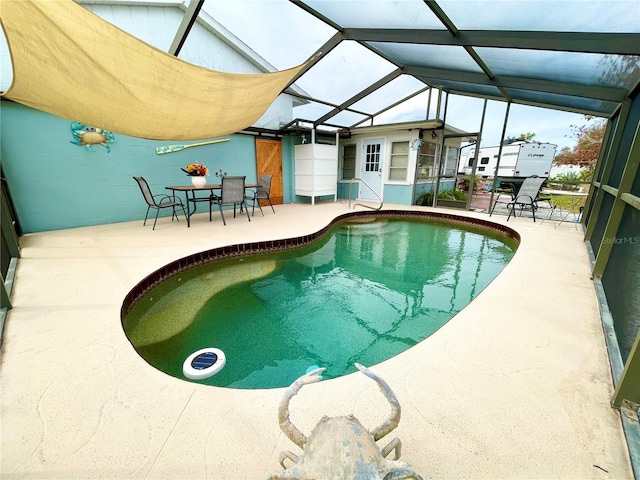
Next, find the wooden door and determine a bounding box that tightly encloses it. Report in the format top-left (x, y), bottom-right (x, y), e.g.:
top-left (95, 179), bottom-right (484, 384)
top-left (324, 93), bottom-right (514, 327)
top-left (255, 138), bottom-right (283, 204)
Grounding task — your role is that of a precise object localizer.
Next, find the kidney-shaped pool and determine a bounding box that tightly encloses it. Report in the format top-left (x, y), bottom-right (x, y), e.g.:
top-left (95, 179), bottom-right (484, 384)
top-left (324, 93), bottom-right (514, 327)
top-left (122, 211), bottom-right (518, 389)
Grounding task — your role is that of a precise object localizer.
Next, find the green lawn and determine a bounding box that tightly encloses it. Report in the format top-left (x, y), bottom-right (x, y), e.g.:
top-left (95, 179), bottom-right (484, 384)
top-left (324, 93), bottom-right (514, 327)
top-left (546, 183), bottom-right (590, 213)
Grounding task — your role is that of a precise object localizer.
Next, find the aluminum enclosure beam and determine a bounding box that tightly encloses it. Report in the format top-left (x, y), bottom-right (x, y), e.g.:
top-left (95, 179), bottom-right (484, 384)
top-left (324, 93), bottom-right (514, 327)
top-left (407, 66), bottom-right (628, 103)
top-left (169, 0), bottom-right (204, 56)
top-left (314, 69), bottom-right (404, 126)
top-left (345, 29), bottom-right (640, 56)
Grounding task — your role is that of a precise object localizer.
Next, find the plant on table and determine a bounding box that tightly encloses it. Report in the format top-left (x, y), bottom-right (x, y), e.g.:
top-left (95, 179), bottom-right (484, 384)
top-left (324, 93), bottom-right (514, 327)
top-left (181, 162), bottom-right (209, 176)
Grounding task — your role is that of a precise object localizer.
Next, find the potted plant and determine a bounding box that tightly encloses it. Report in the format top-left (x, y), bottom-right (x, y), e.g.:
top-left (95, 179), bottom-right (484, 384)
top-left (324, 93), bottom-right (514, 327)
top-left (181, 162), bottom-right (209, 186)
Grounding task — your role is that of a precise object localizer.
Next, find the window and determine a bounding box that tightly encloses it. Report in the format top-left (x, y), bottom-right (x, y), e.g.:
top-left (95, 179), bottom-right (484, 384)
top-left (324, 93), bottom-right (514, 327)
top-left (341, 144), bottom-right (356, 180)
top-left (417, 142), bottom-right (437, 179)
top-left (478, 166), bottom-right (485, 171)
top-left (389, 141), bottom-right (409, 180)
top-left (365, 143), bottom-right (380, 172)
top-left (480, 157), bottom-right (490, 165)
top-left (443, 146), bottom-right (459, 177)
top-left (468, 157), bottom-right (475, 167)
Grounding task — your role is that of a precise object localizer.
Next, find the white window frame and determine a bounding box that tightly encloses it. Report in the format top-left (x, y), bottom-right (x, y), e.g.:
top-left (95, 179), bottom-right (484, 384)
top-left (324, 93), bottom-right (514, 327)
top-left (388, 141), bottom-right (410, 181)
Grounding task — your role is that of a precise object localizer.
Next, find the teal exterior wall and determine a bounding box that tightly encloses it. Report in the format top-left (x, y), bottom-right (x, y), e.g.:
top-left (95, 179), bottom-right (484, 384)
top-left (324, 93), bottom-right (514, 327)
top-left (1, 102), bottom-right (441, 233)
top-left (382, 184), bottom-right (414, 205)
top-left (281, 135), bottom-right (296, 204)
top-left (337, 182), bottom-right (358, 202)
top-left (0, 102), bottom-right (259, 233)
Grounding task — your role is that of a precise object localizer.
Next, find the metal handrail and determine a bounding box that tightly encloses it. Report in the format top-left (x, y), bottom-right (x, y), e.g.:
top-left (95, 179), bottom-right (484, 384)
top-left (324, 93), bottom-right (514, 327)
top-left (348, 177), bottom-right (383, 210)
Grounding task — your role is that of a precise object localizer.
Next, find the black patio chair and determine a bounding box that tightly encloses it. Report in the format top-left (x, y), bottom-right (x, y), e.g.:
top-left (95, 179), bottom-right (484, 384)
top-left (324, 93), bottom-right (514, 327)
top-left (245, 174), bottom-right (275, 216)
top-left (133, 176), bottom-right (187, 230)
top-left (210, 176), bottom-right (251, 226)
top-left (490, 176), bottom-right (547, 222)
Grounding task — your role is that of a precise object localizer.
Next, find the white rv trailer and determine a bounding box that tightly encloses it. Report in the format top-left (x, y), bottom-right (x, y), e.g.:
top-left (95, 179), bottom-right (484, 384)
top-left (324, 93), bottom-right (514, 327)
top-left (460, 141), bottom-right (557, 179)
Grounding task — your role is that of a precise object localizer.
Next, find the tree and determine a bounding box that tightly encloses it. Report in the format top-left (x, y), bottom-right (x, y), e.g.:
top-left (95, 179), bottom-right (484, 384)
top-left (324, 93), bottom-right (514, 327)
top-left (503, 132), bottom-right (536, 145)
top-left (554, 116), bottom-right (606, 182)
top-left (554, 116), bottom-right (606, 168)
top-left (518, 132), bottom-right (536, 142)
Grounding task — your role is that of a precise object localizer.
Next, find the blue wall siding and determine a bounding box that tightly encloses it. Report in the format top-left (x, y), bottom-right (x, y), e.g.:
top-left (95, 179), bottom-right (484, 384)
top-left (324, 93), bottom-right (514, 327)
top-left (281, 135), bottom-right (295, 204)
top-left (337, 182), bottom-right (358, 202)
top-left (1, 102), bottom-right (259, 233)
top-left (382, 184), bottom-right (413, 205)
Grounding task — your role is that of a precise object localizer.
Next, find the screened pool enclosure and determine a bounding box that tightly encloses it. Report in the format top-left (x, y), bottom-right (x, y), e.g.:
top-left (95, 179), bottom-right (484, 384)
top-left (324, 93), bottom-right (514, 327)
top-left (1, 0), bottom-right (639, 440)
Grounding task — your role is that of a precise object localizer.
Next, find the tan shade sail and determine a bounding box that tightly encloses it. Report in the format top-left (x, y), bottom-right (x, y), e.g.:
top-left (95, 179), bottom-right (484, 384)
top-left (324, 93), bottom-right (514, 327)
top-left (0, 0), bottom-right (309, 140)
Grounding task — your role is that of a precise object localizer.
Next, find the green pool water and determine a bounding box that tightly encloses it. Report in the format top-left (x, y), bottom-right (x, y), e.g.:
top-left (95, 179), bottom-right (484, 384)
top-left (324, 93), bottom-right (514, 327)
top-left (123, 218), bottom-right (517, 389)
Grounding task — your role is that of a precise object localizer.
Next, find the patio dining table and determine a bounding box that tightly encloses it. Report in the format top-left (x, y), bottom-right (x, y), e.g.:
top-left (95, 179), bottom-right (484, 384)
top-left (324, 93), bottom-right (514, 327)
top-left (166, 183), bottom-right (257, 227)
top-left (540, 188), bottom-right (588, 230)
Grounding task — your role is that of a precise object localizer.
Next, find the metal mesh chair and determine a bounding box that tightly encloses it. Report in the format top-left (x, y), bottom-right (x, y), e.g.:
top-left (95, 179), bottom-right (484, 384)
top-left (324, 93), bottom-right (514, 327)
top-left (246, 174), bottom-right (275, 216)
top-left (210, 176), bottom-right (251, 225)
top-left (490, 176), bottom-right (547, 222)
top-left (133, 176), bottom-right (187, 230)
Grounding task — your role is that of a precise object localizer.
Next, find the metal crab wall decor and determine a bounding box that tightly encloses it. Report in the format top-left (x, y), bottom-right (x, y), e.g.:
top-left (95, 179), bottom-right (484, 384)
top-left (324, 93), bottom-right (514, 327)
top-left (265, 363), bottom-right (423, 480)
top-left (70, 121), bottom-right (115, 152)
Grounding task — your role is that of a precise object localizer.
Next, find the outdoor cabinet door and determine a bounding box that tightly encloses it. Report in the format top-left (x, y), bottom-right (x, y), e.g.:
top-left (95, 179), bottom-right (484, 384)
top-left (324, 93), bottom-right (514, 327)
top-left (256, 138), bottom-right (283, 205)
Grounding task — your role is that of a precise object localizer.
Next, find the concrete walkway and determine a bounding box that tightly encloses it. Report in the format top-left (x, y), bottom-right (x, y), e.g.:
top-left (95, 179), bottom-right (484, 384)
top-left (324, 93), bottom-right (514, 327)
top-left (0, 202), bottom-right (632, 479)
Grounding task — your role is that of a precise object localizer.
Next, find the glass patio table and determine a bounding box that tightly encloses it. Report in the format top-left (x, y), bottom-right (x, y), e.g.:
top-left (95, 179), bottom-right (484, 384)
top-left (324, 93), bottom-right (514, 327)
top-left (165, 183), bottom-right (257, 227)
top-left (540, 189), bottom-right (588, 230)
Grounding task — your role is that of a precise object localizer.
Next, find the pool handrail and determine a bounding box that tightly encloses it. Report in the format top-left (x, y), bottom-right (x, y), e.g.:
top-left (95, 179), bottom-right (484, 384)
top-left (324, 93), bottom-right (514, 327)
top-left (348, 177), bottom-right (383, 211)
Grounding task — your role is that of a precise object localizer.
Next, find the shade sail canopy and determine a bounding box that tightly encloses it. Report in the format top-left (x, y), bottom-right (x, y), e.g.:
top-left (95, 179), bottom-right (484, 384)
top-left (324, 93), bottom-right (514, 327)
top-left (0, 0), bottom-right (310, 140)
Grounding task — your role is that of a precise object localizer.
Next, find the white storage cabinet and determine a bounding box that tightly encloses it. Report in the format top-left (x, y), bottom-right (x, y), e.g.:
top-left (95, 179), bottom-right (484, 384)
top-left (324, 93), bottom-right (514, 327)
top-left (294, 144), bottom-right (338, 205)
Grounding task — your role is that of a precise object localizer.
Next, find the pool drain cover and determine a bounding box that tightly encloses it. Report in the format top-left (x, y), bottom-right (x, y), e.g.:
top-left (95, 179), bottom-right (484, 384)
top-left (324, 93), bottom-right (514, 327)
top-left (183, 348), bottom-right (226, 380)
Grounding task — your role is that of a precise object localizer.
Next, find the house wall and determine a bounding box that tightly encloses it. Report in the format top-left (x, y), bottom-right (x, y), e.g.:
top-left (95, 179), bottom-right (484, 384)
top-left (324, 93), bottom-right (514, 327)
top-left (82, 3), bottom-right (255, 73)
top-left (382, 184), bottom-right (414, 205)
top-left (338, 130), bottom-right (419, 205)
top-left (282, 135), bottom-right (297, 204)
top-left (81, 3), bottom-right (180, 52)
top-left (0, 102), bottom-right (261, 233)
top-left (9, 2), bottom-right (299, 131)
top-left (0, 1), bottom-right (309, 233)
top-left (338, 129), bottom-right (462, 206)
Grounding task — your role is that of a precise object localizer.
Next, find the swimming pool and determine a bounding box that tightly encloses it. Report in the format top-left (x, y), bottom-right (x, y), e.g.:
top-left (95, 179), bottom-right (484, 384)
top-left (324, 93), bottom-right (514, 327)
top-left (122, 211), bottom-right (518, 389)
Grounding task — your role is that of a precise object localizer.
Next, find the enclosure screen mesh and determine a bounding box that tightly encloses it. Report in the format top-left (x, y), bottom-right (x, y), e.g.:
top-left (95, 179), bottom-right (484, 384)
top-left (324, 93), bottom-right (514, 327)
top-left (601, 205), bottom-right (640, 363)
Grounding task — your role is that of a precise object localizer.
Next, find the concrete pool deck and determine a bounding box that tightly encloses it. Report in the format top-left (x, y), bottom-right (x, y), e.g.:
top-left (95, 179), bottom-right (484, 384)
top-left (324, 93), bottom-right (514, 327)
top-left (1, 202), bottom-right (633, 479)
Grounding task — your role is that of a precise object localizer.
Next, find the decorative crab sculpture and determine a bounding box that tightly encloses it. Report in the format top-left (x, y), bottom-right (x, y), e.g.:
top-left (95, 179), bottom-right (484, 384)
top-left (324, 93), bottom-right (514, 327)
top-left (70, 121), bottom-right (115, 152)
top-left (265, 363), bottom-right (423, 480)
